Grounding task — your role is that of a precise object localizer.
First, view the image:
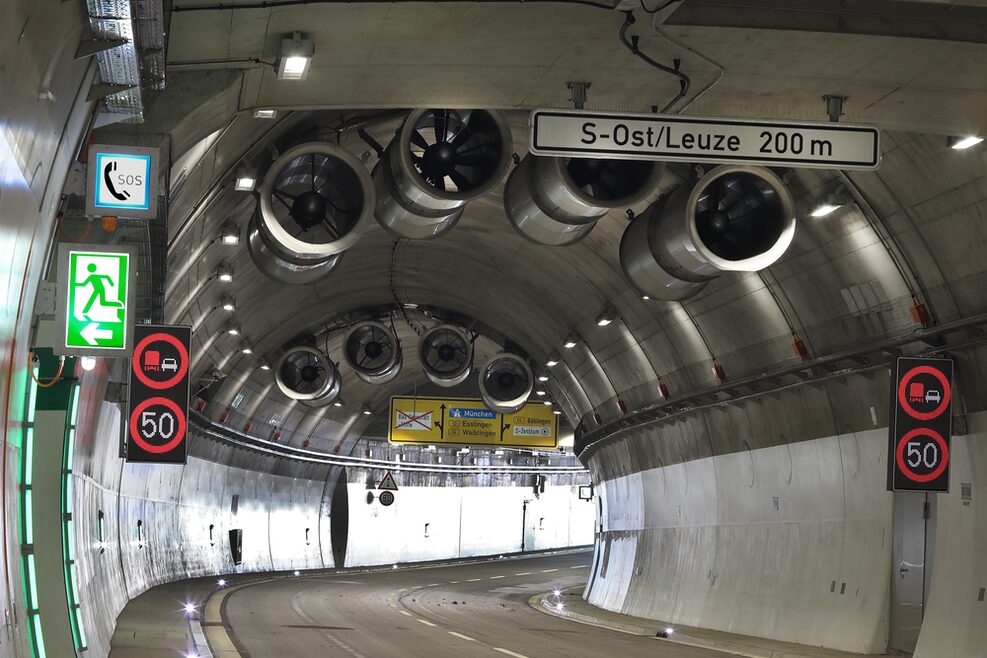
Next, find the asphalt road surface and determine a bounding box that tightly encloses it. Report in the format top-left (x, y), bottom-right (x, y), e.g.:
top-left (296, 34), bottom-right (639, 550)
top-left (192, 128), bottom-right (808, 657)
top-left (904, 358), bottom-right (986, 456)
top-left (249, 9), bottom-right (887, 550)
top-left (222, 551), bottom-right (721, 657)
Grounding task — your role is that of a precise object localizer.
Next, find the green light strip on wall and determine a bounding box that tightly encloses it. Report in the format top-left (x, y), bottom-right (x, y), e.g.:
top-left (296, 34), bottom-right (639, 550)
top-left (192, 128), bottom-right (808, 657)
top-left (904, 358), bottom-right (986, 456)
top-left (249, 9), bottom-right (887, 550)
top-left (62, 381), bottom-right (87, 651)
top-left (20, 365), bottom-right (42, 658)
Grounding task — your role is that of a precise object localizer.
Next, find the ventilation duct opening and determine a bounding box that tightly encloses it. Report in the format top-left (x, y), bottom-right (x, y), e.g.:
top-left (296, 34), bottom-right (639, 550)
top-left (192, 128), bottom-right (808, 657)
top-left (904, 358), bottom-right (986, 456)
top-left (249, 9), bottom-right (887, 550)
top-left (478, 353), bottom-right (533, 415)
top-left (248, 142), bottom-right (374, 284)
top-left (275, 345), bottom-right (341, 407)
top-left (418, 324), bottom-right (473, 387)
top-left (504, 154), bottom-right (662, 246)
top-left (342, 321), bottom-right (402, 385)
top-left (620, 165), bottom-right (796, 301)
top-left (373, 109), bottom-right (513, 240)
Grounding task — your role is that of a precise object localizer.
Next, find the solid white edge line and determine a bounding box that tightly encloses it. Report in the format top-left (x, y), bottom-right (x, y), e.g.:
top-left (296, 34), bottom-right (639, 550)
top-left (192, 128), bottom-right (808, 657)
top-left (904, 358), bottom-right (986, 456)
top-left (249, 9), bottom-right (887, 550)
top-left (448, 631), bottom-right (476, 642)
top-left (494, 648), bottom-right (529, 658)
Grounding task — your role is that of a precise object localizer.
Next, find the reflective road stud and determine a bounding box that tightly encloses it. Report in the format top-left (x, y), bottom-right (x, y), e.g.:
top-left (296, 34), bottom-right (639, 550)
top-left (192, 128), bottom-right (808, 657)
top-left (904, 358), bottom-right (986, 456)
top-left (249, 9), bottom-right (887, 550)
top-left (57, 245), bottom-right (136, 356)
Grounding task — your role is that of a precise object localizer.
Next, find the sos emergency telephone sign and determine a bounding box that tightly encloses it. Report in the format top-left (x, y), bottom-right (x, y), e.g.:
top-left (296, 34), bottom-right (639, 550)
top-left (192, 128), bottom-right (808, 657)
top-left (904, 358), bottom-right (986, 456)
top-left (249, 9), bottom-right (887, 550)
top-left (126, 325), bottom-right (191, 463)
top-left (86, 144), bottom-right (159, 219)
top-left (888, 356), bottom-right (953, 492)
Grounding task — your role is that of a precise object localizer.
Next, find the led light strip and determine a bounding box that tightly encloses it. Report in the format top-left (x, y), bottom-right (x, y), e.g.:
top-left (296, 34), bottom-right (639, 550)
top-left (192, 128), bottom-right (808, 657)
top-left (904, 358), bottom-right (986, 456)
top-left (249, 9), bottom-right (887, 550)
top-left (20, 363), bottom-right (45, 658)
top-left (61, 382), bottom-right (87, 651)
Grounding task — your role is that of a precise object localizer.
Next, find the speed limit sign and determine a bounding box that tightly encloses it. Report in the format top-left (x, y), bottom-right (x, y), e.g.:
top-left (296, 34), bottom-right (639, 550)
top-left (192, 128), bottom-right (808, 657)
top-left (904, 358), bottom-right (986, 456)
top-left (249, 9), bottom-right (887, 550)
top-left (126, 325), bottom-right (191, 463)
top-left (888, 357), bottom-right (953, 492)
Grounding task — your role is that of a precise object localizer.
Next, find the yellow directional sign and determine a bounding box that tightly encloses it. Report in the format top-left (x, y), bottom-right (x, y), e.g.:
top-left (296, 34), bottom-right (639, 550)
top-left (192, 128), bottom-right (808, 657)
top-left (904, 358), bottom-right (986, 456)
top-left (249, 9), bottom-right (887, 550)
top-left (388, 396), bottom-right (558, 449)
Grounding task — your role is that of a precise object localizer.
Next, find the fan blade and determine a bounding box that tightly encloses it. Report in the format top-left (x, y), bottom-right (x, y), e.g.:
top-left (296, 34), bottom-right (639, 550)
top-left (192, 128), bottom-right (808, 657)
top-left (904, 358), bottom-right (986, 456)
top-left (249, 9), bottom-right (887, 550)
top-left (454, 153), bottom-right (490, 169)
top-left (410, 130), bottom-right (429, 150)
top-left (321, 217), bottom-right (340, 239)
top-left (433, 110), bottom-right (447, 143)
top-left (448, 169), bottom-right (471, 191)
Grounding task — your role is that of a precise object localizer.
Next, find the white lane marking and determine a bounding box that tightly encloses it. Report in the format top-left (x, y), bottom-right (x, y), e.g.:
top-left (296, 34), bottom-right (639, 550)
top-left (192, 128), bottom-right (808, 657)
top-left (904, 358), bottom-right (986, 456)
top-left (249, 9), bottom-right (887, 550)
top-left (570, 565), bottom-right (587, 569)
top-left (514, 572), bottom-right (531, 576)
top-left (417, 619), bottom-right (438, 628)
top-left (494, 648), bottom-right (530, 658)
top-left (467, 578), bottom-right (483, 582)
top-left (541, 569), bottom-right (559, 573)
top-left (449, 581), bottom-right (459, 584)
top-left (399, 610), bottom-right (413, 617)
top-left (448, 631), bottom-right (476, 642)
top-left (489, 575), bottom-right (505, 579)
top-left (426, 583), bottom-right (440, 587)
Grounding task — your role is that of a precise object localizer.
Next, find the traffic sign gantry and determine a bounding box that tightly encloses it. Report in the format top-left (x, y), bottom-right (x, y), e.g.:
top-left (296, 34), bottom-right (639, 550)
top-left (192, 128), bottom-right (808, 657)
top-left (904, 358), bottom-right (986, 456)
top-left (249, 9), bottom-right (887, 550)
top-left (888, 357), bottom-right (953, 492)
top-left (529, 109), bottom-right (880, 170)
top-left (86, 144), bottom-right (160, 219)
top-left (56, 244), bottom-right (136, 356)
top-left (126, 325), bottom-right (192, 464)
top-left (388, 396), bottom-right (558, 449)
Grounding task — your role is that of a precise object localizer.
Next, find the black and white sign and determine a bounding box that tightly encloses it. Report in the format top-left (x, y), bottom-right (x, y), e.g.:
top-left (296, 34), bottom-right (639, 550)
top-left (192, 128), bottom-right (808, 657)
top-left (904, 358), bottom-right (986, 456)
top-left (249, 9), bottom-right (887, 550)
top-left (529, 109), bottom-right (880, 170)
top-left (888, 357), bottom-right (953, 492)
top-left (126, 325), bottom-right (191, 463)
top-left (86, 144), bottom-right (159, 219)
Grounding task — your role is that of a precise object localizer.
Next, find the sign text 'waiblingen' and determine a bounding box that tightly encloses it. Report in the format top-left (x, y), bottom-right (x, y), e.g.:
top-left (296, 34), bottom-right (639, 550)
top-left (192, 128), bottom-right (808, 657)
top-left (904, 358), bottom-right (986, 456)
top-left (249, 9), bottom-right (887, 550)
top-left (529, 109), bottom-right (880, 170)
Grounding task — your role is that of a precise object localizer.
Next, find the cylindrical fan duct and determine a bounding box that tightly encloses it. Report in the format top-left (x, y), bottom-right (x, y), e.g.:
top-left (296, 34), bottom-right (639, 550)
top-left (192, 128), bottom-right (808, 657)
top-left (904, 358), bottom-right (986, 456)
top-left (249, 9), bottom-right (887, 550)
top-left (504, 154), bottom-right (662, 246)
top-left (418, 324), bottom-right (472, 387)
top-left (620, 164), bottom-right (796, 301)
top-left (248, 142), bottom-right (373, 285)
top-left (478, 353), bottom-right (533, 415)
top-left (373, 109), bottom-right (512, 239)
top-left (342, 321), bottom-right (402, 385)
top-left (275, 346), bottom-right (341, 407)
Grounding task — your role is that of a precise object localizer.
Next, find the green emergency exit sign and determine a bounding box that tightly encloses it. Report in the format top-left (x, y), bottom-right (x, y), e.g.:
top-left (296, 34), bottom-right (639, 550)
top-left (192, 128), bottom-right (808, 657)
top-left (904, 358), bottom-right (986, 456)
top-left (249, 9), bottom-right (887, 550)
top-left (56, 245), bottom-right (136, 355)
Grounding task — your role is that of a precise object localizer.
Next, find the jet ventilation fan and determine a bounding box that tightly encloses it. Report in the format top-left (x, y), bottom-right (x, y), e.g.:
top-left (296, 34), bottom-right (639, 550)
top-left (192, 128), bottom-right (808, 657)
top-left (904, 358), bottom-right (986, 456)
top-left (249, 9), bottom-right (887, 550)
top-left (504, 155), bottom-right (662, 246)
top-left (478, 353), bottom-right (533, 415)
top-left (248, 142), bottom-right (374, 285)
top-left (620, 165), bottom-right (796, 301)
top-left (275, 345), bottom-right (341, 407)
top-left (418, 324), bottom-right (473, 387)
top-left (373, 109), bottom-right (512, 239)
top-left (342, 321), bottom-right (402, 385)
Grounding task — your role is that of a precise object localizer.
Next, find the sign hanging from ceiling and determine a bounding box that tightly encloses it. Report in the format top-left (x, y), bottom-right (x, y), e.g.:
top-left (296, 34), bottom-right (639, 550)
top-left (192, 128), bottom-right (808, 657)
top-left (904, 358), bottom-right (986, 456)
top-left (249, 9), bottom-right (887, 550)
top-left (86, 144), bottom-right (159, 219)
top-left (388, 396), bottom-right (558, 449)
top-left (529, 109), bottom-right (880, 170)
top-left (56, 244), bottom-right (136, 356)
top-left (126, 325), bottom-right (192, 464)
top-left (888, 356), bottom-right (953, 492)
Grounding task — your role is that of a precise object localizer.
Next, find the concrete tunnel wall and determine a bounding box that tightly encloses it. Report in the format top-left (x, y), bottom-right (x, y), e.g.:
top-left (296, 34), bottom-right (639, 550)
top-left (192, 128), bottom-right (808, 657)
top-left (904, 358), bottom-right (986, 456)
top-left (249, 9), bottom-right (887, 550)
top-left (70, 397), bottom-right (593, 657)
top-left (581, 352), bottom-right (987, 656)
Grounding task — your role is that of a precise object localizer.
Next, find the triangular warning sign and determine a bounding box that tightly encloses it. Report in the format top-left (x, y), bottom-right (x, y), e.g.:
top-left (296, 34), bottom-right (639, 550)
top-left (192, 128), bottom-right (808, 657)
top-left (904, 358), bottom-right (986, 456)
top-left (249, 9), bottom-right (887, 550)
top-left (378, 470), bottom-right (398, 491)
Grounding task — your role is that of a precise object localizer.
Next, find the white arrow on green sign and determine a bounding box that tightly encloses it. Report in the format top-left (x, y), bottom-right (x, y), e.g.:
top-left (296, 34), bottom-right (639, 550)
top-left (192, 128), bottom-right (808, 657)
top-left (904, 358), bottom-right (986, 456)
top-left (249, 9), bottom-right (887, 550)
top-left (57, 245), bottom-right (136, 355)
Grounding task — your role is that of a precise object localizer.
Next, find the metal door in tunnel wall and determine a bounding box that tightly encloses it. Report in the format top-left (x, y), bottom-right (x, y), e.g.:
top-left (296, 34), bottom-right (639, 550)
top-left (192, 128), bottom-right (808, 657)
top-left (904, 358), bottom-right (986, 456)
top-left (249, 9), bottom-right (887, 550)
top-left (891, 491), bottom-right (926, 652)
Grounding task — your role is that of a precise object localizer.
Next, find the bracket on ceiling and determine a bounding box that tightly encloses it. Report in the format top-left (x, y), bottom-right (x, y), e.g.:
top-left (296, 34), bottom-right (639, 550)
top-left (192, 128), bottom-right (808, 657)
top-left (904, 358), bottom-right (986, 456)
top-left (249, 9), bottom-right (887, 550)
top-left (823, 95), bottom-right (847, 122)
top-left (87, 83), bottom-right (137, 102)
top-left (567, 82), bottom-right (591, 110)
top-left (75, 38), bottom-right (126, 59)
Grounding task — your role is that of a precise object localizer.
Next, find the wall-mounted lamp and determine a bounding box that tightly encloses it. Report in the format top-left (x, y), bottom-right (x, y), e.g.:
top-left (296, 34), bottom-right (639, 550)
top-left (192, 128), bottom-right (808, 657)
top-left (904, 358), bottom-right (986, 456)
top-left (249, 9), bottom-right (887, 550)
top-left (545, 353), bottom-right (560, 368)
top-left (220, 221), bottom-right (241, 244)
top-left (216, 262), bottom-right (234, 283)
top-left (948, 135), bottom-right (984, 150)
top-left (596, 308), bottom-right (616, 326)
top-left (537, 374), bottom-right (549, 383)
top-left (563, 334), bottom-right (579, 349)
top-left (253, 108), bottom-right (277, 119)
top-left (221, 295), bottom-right (236, 312)
top-left (234, 166), bottom-right (256, 193)
top-left (361, 405), bottom-right (373, 416)
top-left (240, 341), bottom-right (253, 355)
top-left (258, 359), bottom-right (271, 371)
top-left (277, 32), bottom-right (314, 80)
top-left (225, 322), bottom-right (241, 336)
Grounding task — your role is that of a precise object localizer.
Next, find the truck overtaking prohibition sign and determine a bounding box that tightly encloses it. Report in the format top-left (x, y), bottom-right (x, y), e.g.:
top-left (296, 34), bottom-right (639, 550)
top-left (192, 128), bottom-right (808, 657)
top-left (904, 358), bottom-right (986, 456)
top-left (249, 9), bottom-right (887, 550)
top-left (889, 357), bottom-right (953, 492)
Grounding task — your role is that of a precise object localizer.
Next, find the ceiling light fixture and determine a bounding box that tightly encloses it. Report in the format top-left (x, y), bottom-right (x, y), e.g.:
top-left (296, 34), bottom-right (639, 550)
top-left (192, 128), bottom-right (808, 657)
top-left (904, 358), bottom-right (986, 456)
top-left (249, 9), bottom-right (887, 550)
top-left (361, 405), bottom-right (373, 416)
top-left (553, 409), bottom-right (562, 415)
top-left (563, 335), bottom-right (578, 349)
top-left (225, 322), bottom-right (240, 336)
top-left (641, 295), bottom-right (650, 301)
top-left (253, 108), bottom-right (277, 119)
top-left (810, 203), bottom-right (841, 217)
top-left (596, 308), bottom-right (616, 326)
top-left (221, 295), bottom-right (236, 312)
top-left (258, 359), bottom-right (271, 371)
top-left (277, 32), bottom-right (314, 81)
top-left (949, 135), bottom-right (984, 150)
top-left (234, 167), bottom-right (256, 193)
top-left (543, 400), bottom-right (552, 406)
top-left (545, 354), bottom-right (560, 368)
top-left (537, 374), bottom-right (549, 383)
top-left (240, 341), bottom-right (253, 355)
top-left (536, 390), bottom-right (547, 396)
top-left (216, 262), bottom-right (234, 283)
top-left (80, 356), bottom-right (97, 371)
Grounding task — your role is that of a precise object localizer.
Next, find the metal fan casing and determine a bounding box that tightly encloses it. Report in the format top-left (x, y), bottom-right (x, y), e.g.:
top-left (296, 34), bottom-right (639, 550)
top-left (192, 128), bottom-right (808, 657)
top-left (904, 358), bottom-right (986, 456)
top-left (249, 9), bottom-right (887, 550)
top-left (478, 353), bottom-right (533, 415)
top-left (342, 320), bottom-right (402, 385)
top-left (620, 164), bottom-right (796, 301)
top-left (417, 324), bottom-right (473, 387)
top-left (275, 345), bottom-right (341, 405)
top-left (250, 142), bottom-right (374, 284)
top-left (504, 154), bottom-right (662, 246)
top-left (374, 109), bottom-right (513, 240)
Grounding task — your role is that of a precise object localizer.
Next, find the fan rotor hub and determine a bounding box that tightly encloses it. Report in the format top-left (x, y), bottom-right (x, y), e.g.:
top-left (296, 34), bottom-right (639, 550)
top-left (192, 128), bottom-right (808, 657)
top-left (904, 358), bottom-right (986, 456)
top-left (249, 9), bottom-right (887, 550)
top-left (497, 371), bottom-right (517, 390)
top-left (422, 142), bottom-right (457, 177)
top-left (701, 209), bottom-right (731, 234)
top-left (292, 191), bottom-right (327, 230)
top-left (365, 341), bottom-right (384, 359)
top-left (437, 344), bottom-right (456, 362)
top-left (300, 364), bottom-right (321, 382)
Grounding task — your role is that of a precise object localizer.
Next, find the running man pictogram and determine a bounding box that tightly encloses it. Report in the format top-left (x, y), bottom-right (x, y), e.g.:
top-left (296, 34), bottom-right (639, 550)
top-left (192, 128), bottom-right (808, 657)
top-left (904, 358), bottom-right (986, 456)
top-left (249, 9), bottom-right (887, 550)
top-left (81, 262), bottom-right (124, 318)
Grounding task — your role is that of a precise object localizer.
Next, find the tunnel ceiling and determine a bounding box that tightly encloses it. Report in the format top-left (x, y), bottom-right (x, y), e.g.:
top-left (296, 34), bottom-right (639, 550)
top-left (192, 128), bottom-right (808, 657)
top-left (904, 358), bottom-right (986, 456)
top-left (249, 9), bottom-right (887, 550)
top-left (146, 0), bottom-right (987, 455)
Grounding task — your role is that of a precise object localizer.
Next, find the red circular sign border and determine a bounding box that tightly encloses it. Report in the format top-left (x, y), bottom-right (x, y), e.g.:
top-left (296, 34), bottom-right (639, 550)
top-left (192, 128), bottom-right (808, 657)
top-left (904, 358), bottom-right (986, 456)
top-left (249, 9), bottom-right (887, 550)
top-left (132, 332), bottom-right (189, 390)
top-left (379, 491), bottom-right (395, 506)
top-left (129, 396), bottom-right (187, 455)
top-left (896, 365), bottom-right (951, 421)
top-left (895, 427), bottom-right (949, 484)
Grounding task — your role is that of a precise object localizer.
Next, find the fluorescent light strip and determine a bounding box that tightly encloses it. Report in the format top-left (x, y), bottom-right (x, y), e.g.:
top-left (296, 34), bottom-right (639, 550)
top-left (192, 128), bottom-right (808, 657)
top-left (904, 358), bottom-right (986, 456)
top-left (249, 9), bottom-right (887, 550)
top-left (951, 136), bottom-right (983, 150)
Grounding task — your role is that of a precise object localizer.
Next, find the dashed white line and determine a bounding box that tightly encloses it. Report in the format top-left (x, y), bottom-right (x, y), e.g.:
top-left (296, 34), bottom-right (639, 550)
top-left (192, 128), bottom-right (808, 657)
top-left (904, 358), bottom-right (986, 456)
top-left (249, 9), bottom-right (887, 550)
top-left (570, 565), bottom-right (588, 569)
top-left (489, 575), bottom-right (505, 579)
top-left (467, 578), bottom-right (483, 582)
top-left (417, 619), bottom-right (438, 627)
top-left (514, 572), bottom-right (531, 576)
top-left (399, 610), bottom-right (413, 617)
top-left (449, 581), bottom-right (459, 584)
top-left (494, 648), bottom-right (530, 658)
top-left (541, 569), bottom-right (559, 573)
top-left (448, 631), bottom-right (476, 642)
top-left (426, 583), bottom-right (440, 587)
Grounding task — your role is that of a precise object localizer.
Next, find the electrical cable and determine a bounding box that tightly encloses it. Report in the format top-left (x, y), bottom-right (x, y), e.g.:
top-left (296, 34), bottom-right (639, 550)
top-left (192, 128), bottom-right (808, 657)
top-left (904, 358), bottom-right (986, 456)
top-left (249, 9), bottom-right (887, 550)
top-left (638, 0), bottom-right (678, 14)
top-left (28, 352), bottom-right (66, 388)
top-left (648, 9), bottom-right (724, 114)
top-left (618, 12), bottom-right (690, 113)
top-left (172, 0), bottom-right (616, 12)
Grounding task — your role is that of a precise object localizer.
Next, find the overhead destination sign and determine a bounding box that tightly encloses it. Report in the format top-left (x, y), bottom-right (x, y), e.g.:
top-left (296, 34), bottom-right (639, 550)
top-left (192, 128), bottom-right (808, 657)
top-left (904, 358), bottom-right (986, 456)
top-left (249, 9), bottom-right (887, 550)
top-left (389, 396), bottom-right (558, 449)
top-left (529, 109), bottom-right (880, 170)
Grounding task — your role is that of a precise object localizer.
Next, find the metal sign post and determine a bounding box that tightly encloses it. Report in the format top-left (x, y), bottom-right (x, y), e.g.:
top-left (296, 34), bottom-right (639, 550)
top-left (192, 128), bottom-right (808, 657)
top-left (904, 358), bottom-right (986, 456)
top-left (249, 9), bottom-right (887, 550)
top-left (56, 244), bottom-right (137, 356)
top-left (126, 325), bottom-right (192, 464)
top-left (888, 357), bottom-right (953, 492)
top-left (529, 109), bottom-right (880, 170)
top-left (86, 144), bottom-right (159, 219)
